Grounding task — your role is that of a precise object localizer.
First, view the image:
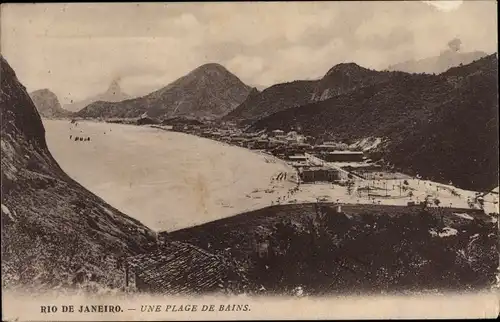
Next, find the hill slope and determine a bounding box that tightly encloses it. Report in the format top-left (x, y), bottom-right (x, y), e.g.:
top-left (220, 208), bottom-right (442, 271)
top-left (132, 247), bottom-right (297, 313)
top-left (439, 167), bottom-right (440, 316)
top-left (311, 63), bottom-right (401, 101)
top-left (63, 78), bottom-right (131, 113)
top-left (169, 203), bottom-right (497, 294)
top-left (252, 54), bottom-right (498, 191)
top-left (29, 89), bottom-right (72, 118)
top-left (223, 80), bottom-right (318, 123)
top-left (77, 63), bottom-right (252, 120)
top-left (1, 56), bottom-right (157, 290)
top-left (224, 63), bottom-right (402, 123)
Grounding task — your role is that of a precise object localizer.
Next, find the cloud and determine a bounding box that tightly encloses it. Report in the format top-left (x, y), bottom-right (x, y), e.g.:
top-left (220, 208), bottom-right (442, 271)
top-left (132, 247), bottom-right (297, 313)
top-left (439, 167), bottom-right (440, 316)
top-left (448, 38), bottom-right (462, 52)
top-left (423, 1), bottom-right (463, 12)
top-left (1, 2), bottom-right (496, 103)
top-left (226, 55), bottom-right (264, 83)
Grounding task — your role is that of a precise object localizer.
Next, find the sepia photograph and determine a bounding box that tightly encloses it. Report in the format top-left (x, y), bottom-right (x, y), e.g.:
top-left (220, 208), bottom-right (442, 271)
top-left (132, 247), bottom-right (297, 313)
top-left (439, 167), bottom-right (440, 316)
top-left (1, 1), bottom-right (499, 320)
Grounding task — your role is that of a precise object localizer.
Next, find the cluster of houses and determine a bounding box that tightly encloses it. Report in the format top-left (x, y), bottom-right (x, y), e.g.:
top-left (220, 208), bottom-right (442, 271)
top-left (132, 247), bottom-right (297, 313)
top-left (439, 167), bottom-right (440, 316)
top-left (198, 129), bottom-right (315, 152)
top-left (169, 124), bottom-right (368, 185)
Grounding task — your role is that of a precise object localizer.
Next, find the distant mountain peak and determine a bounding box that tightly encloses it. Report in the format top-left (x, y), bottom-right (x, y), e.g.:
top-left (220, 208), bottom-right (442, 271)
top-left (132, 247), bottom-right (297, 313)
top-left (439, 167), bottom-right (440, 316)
top-left (31, 88), bottom-right (54, 95)
top-left (29, 88), bottom-right (72, 118)
top-left (251, 55), bottom-right (498, 191)
top-left (189, 63), bottom-right (236, 79)
top-left (325, 62), bottom-right (369, 77)
top-left (104, 77), bottom-right (126, 97)
top-left (387, 50), bottom-right (488, 74)
top-left (77, 62), bottom-right (252, 120)
top-left (196, 62), bottom-right (228, 71)
top-left (64, 78), bottom-right (131, 112)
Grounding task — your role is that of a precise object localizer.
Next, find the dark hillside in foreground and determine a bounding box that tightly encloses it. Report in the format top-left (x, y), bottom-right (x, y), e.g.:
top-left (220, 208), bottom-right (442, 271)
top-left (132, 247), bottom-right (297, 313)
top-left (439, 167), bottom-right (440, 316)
top-left (1, 56), bottom-right (250, 295)
top-left (1, 57), bottom-right (246, 295)
top-left (1, 56), bottom-right (157, 291)
top-left (252, 54), bottom-right (499, 191)
top-left (168, 203), bottom-right (497, 296)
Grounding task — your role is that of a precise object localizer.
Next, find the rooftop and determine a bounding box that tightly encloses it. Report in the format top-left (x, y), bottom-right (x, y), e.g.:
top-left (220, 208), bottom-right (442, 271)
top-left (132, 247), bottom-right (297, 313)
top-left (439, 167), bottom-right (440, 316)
top-left (288, 155), bottom-right (307, 160)
top-left (325, 150), bottom-right (364, 154)
top-left (127, 241), bottom-right (238, 294)
top-left (303, 166), bottom-right (339, 171)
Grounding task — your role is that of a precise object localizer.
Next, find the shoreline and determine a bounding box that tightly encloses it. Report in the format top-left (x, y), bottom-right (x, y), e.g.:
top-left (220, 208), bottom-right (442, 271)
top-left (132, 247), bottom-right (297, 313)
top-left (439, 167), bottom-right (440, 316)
top-left (43, 119), bottom-right (300, 232)
top-left (43, 119), bottom-right (498, 231)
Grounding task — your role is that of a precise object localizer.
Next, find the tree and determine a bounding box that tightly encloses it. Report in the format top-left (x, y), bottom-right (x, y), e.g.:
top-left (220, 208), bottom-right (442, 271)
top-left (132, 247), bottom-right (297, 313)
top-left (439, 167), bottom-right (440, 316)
top-left (346, 180), bottom-right (354, 195)
top-left (434, 198), bottom-right (441, 207)
top-left (422, 196), bottom-right (431, 210)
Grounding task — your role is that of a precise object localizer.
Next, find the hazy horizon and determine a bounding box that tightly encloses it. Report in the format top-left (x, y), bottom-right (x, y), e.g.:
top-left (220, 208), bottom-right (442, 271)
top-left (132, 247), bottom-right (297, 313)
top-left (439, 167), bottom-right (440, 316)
top-left (1, 1), bottom-right (497, 104)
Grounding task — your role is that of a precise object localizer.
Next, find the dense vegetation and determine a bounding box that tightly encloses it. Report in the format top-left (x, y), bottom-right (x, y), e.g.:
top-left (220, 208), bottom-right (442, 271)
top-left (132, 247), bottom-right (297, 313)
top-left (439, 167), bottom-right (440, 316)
top-left (225, 63), bottom-right (405, 123)
top-left (252, 54), bottom-right (499, 191)
top-left (169, 203), bottom-right (497, 296)
top-left (224, 80), bottom-right (318, 123)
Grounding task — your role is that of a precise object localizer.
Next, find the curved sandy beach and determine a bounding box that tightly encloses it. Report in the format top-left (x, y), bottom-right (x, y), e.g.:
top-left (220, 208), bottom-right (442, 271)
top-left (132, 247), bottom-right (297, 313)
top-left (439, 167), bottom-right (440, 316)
top-left (43, 119), bottom-right (296, 231)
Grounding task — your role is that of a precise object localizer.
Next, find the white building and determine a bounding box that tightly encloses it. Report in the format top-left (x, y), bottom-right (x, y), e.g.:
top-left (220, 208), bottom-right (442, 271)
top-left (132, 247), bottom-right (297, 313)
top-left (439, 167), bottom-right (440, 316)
top-left (482, 186), bottom-right (499, 214)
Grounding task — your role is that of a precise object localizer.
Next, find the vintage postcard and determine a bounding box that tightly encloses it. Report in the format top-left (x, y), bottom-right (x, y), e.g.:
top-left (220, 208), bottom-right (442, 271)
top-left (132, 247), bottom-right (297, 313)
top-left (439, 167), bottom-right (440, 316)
top-left (1, 1), bottom-right (499, 320)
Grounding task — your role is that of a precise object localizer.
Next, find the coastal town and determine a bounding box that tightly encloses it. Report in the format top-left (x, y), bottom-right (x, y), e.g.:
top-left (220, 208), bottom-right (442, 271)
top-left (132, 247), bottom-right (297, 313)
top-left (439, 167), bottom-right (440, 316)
top-left (132, 118), bottom-right (499, 217)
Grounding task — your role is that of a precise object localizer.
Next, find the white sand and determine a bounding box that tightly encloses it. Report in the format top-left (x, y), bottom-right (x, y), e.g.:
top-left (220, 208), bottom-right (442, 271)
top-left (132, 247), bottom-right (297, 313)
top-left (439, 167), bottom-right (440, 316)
top-left (277, 173), bottom-right (494, 212)
top-left (43, 120), bottom-right (296, 231)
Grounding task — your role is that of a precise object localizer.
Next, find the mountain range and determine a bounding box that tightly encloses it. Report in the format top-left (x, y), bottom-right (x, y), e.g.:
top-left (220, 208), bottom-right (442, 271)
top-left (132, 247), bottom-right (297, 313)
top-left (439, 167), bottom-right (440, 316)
top-left (251, 54), bottom-right (499, 191)
top-left (63, 78), bottom-right (131, 113)
top-left (29, 89), bottom-right (73, 118)
top-left (387, 49), bottom-right (487, 74)
top-left (226, 50), bottom-right (489, 124)
top-left (52, 51), bottom-right (488, 121)
top-left (76, 63), bottom-right (253, 120)
top-left (225, 64), bottom-right (412, 123)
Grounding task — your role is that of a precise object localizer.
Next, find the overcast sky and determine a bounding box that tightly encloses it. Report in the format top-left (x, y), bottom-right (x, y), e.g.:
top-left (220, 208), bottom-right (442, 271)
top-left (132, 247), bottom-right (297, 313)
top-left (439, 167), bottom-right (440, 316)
top-left (1, 1), bottom-right (497, 104)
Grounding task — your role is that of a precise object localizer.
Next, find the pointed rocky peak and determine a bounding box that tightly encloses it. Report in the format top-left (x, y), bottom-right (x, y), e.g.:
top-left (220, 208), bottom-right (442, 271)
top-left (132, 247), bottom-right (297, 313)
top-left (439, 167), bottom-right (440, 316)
top-left (96, 77), bottom-right (131, 103)
top-left (105, 77), bottom-right (125, 96)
